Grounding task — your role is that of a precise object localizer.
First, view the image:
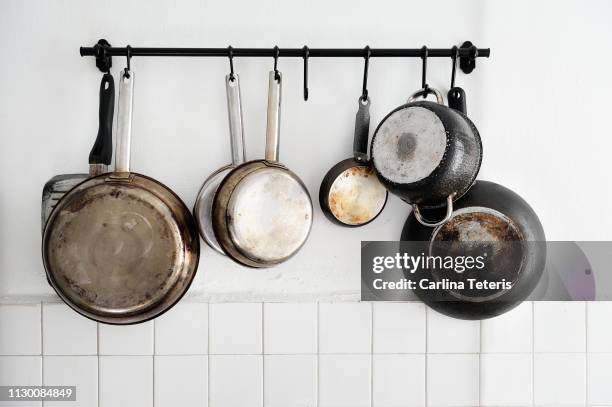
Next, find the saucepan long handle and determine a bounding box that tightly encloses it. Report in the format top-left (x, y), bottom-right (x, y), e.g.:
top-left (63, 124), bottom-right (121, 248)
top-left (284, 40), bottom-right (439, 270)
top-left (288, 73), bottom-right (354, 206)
top-left (115, 69), bottom-right (134, 173)
top-left (226, 74), bottom-right (246, 166)
top-left (265, 71), bottom-right (282, 162)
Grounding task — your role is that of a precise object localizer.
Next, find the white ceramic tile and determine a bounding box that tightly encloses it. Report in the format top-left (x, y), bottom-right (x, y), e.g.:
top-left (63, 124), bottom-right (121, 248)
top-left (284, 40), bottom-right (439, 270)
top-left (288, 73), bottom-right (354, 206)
top-left (587, 302), bottom-right (612, 352)
top-left (99, 356), bottom-right (153, 407)
top-left (43, 356), bottom-right (97, 407)
top-left (534, 353), bottom-right (585, 406)
top-left (98, 322), bottom-right (153, 355)
top-left (481, 301), bottom-right (533, 353)
top-left (426, 308), bottom-right (480, 353)
top-left (209, 303), bottom-right (262, 354)
top-left (427, 354), bottom-right (479, 407)
top-left (0, 356), bottom-right (42, 407)
top-left (154, 303), bottom-right (208, 355)
top-left (587, 353), bottom-right (612, 405)
top-left (373, 302), bottom-right (426, 354)
top-left (155, 355), bottom-right (207, 407)
top-left (480, 353), bottom-right (532, 407)
top-left (264, 355), bottom-right (316, 407)
top-left (209, 355), bottom-right (262, 407)
top-left (319, 354), bottom-right (370, 407)
top-left (0, 304), bottom-right (41, 355)
top-left (42, 303), bottom-right (97, 355)
top-left (319, 303), bottom-right (371, 354)
top-left (263, 303), bottom-right (316, 354)
top-left (534, 302), bottom-right (586, 353)
top-left (372, 354), bottom-right (425, 407)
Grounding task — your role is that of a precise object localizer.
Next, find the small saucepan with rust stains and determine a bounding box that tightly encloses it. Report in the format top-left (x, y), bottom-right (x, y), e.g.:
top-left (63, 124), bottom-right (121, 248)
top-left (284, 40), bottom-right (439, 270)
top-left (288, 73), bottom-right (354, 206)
top-left (401, 180), bottom-right (546, 320)
top-left (319, 96), bottom-right (388, 227)
top-left (370, 87), bottom-right (482, 227)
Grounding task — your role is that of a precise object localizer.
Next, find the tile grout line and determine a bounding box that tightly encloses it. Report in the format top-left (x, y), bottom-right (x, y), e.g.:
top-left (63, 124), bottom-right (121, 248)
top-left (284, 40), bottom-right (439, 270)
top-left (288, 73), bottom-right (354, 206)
top-left (316, 301), bottom-right (320, 407)
top-left (531, 301), bottom-right (535, 406)
top-left (207, 303), bottom-right (211, 407)
top-left (97, 321), bottom-right (100, 407)
top-left (152, 319), bottom-right (156, 407)
top-left (261, 302), bottom-right (265, 407)
top-left (369, 302), bottom-right (374, 407)
top-left (424, 307), bottom-right (428, 407)
top-left (585, 301), bottom-right (588, 407)
top-left (40, 301), bottom-right (44, 407)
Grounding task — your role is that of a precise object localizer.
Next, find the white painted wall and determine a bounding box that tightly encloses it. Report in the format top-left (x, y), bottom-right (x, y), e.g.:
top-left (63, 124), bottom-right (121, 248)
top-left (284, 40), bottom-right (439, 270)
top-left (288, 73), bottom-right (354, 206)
top-left (1, 0), bottom-right (611, 300)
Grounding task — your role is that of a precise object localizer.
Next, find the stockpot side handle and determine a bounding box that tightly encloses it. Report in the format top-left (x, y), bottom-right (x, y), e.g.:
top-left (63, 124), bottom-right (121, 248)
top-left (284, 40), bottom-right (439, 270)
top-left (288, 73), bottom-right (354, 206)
top-left (226, 74), bottom-right (246, 165)
top-left (353, 96), bottom-right (371, 162)
top-left (115, 69), bottom-right (134, 173)
top-left (412, 194), bottom-right (455, 227)
top-left (89, 73), bottom-right (115, 167)
top-left (408, 87), bottom-right (444, 104)
top-left (265, 71), bottom-right (282, 162)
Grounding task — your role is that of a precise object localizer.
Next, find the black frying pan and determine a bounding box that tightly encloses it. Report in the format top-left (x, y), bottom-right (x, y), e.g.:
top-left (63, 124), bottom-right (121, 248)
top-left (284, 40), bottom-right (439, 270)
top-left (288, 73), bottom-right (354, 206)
top-left (319, 97), bottom-right (387, 226)
top-left (401, 180), bottom-right (546, 319)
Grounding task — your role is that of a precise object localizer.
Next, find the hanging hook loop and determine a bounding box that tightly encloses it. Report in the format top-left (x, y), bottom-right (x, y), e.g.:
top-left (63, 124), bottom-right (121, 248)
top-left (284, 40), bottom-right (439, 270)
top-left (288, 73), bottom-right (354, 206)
top-left (302, 45), bottom-right (309, 101)
top-left (228, 46), bottom-right (235, 81)
top-left (450, 45), bottom-right (459, 88)
top-left (420, 45), bottom-right (429, 95)
top-left (361, 45), bottom-right (371, 101)
top-left (124, 45), bottom-right (132, 78)
top-left (273, 46), bottom-right (280, 81)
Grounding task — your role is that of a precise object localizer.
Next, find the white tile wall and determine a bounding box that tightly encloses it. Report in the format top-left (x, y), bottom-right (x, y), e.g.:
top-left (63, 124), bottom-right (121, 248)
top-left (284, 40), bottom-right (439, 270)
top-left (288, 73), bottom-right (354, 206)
top-left (0, 301), bottom-right (611, 407)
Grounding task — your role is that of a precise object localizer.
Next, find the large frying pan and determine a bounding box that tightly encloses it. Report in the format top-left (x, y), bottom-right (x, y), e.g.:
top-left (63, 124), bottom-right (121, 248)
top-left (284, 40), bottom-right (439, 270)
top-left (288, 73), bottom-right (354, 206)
top-left (42, 69), bottom-right (200, 324)
top-left (212, 71), bottom-right (312, 267)
top-left (401, 180), bottom-right (546, 319)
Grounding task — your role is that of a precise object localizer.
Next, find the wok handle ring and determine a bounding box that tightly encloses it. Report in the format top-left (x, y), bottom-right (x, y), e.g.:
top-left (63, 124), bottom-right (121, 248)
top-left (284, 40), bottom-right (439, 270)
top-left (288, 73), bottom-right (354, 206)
top-left (412, 194), bottom-right (455, 227)
top-left (407, 87), bottom-right (444, 104)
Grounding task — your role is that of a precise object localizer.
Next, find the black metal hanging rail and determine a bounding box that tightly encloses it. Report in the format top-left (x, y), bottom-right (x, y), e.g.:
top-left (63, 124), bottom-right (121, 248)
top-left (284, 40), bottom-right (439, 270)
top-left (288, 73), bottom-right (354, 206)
top-left (80, 40), bottom-right (489, 74)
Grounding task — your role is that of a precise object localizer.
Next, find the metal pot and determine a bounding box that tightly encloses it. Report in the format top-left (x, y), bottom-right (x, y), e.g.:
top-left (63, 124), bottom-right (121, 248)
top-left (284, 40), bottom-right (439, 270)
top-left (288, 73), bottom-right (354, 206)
top-left (401, 180), bottom-right (546, 319)
top-left (212, 71), bottom-right (312, 268)
top-left (319, 96), bottom-right (387, 226)
top-left (42, 69), bottom-right (200, 324)
top-left (194, 73), bottom-right (246, 254)
top-left (370, 87), bottom-right (482, 226)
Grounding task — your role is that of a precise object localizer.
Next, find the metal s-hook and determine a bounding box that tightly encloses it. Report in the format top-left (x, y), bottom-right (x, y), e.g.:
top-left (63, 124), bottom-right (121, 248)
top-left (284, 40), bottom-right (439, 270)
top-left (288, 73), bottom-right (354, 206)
top-left (361, 46), bottom-right (371, 101)
top-left (302, 46), bottom-right (309, 101)
top-left (228, 46), bottom-right (235, 81)
top-left (273, 46), bottom-right (280, 81)
top-left (420, 45), bottom-right (429, 95)
top-left (450, 45), bottom-right (459, 88)
top-left (124, 45), bottom-right (132, 78)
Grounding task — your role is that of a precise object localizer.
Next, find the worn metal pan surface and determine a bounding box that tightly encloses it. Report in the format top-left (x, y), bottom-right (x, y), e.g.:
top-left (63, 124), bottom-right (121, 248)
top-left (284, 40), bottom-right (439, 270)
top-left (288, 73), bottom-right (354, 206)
top-left (42, 69), bottom-right (199, 324)
top-left (319, 96), bottom-right (387, 226)
top-left (41, 73), bottom-right (115, 230)
top-left (212, 71), bottom-right (312, 267)
top-left (401, 180), bottom-right (546, 319)
top-left (194, 74), bottom-right (246, 254)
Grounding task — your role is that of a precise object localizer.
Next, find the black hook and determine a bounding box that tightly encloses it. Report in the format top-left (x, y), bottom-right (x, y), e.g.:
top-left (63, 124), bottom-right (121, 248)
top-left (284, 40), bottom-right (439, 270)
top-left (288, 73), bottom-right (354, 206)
top-left (450, 46), bottom-right (459, 88)
top-left (273, 46), bottom-right (280, 81)
top-left (228, 46), bottom-right (235, 81)
top-left (302, 46), bottom-right (309, 101)
top-left (420, 46), bottom-right (429, 94)
top-left (124, 45), bottom-right (132, 78)
top-left (361, 46), bottom-right (371, 101)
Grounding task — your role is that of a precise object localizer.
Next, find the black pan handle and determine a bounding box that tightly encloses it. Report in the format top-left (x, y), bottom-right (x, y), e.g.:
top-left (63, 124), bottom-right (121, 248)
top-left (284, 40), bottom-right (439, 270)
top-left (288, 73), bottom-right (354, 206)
top-left (89, 73), bottom-right (115, 166)
top-left (353, 96), bottom-right (371, 162)
top-left (448, 86), bottom-right (467, 115)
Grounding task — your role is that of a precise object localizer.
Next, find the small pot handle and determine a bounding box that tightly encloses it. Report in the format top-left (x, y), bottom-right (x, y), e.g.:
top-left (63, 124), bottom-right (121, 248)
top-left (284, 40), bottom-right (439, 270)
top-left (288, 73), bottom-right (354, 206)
top-left (115, 69), bottom-right (134, 174)
top-left (407, 87), bottom-right (444, 104)
top-left (226, 74), bottom-right (246, 166)
top-left (265, 71), bottom-right (282, 162)
top-left (412, 194), bottom-right (455, 227)
top-left (353, 96), bottom-right (371, 162)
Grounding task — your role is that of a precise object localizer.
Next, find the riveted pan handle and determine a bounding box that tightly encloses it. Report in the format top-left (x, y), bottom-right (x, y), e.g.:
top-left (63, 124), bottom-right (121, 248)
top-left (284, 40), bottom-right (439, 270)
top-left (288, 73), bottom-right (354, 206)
top-left (89, 73), bottom-right (115, 175)
top-left (226, 74), bottom-right (246, 166)
top-left (265, 71), bottom-right (282, 162)
top-left (115, 69), bottom-right (134, 174)
top-left (412, 194), bottom-right (455, 227)
top-left (353, 96), bottom-right (371, 162)
top-left (408, 87), bottom-right (444, 104)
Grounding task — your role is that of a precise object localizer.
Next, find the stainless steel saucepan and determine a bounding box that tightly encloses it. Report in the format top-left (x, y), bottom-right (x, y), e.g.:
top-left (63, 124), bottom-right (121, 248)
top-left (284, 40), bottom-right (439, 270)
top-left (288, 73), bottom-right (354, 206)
top-left (212, 71), bottom-right (312, 267)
